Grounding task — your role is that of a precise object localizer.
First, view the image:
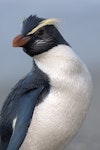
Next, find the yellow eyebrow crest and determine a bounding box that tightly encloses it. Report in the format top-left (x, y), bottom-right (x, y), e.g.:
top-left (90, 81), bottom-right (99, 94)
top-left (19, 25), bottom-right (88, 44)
top-left (27, 18), bottom-right (59, 36)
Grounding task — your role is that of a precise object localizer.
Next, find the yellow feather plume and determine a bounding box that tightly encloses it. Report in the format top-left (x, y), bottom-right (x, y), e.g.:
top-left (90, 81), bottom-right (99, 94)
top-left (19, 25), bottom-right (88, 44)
top-left (27, 18), bottom-right (59, 36)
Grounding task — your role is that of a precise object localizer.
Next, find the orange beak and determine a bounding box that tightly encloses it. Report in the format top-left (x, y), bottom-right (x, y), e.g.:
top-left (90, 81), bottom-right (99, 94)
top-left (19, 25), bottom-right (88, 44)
top-left (12, 34), bottom-right (31, 47)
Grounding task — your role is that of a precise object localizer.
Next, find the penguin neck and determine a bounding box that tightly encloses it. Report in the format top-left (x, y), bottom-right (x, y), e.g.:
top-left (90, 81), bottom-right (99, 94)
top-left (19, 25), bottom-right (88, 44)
top-left (33, 44), bottom-right (78, 80)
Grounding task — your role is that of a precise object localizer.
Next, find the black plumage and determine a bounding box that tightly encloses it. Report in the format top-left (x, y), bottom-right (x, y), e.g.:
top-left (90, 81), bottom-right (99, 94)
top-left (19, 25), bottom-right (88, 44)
top-left (21, 15), bottom-right (44, 35)
top-left (0, 62), bottom-right (50, 150)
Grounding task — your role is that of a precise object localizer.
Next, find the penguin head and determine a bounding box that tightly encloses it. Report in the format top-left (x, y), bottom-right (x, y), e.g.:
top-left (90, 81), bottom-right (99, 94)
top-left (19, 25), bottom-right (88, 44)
top-left (12, 15), bottom-right (69, 57)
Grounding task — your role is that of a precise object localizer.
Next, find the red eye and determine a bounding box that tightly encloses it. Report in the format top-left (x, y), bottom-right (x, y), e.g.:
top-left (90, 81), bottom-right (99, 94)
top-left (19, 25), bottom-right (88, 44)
top-left (37, 29), bottom-right (45, 36)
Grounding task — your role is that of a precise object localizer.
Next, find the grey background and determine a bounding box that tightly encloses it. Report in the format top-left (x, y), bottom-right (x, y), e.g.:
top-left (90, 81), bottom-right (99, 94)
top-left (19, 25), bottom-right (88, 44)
top-left (0, 0), bottom-right (100, 149)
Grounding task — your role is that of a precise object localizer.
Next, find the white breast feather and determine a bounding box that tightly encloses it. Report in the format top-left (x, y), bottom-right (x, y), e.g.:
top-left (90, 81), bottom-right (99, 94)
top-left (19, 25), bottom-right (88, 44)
top-left (13, 117), bottom-right (17, 129)
top-left (21, 45), bottom-right (92, 150)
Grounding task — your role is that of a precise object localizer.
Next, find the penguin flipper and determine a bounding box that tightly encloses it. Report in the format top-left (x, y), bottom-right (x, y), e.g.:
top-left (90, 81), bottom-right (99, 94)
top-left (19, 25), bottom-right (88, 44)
top-left (6, 85), bottom-right (44, 150)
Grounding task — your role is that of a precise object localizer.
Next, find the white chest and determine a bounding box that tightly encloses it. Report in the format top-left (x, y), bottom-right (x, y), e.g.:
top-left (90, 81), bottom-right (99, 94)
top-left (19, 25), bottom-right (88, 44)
top-left (21, 45), bottom-right (92, 150)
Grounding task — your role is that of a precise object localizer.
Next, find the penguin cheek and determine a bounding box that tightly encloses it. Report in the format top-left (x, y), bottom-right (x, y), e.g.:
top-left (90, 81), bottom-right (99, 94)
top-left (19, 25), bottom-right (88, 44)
top-left (23, 39), bottom-right (50, 56)
top-left (23, 48), bottom-right (34, 57)
top-left (23, 41), bottom-right (40, 56)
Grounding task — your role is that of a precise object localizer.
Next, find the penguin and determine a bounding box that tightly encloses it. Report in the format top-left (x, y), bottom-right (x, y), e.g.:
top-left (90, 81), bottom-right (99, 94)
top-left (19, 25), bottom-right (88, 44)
top-left (0, 15), bottom-right (92, 150)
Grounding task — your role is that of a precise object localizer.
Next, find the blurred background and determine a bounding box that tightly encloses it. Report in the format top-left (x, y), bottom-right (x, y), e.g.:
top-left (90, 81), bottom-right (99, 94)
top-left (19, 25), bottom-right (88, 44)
top-left (0, 0), bottom-right (100, 149)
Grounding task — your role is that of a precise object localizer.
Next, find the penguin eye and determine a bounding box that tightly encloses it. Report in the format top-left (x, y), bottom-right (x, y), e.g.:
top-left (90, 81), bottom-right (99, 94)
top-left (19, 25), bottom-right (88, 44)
top-left (37, 29), bottom-right (45, 36)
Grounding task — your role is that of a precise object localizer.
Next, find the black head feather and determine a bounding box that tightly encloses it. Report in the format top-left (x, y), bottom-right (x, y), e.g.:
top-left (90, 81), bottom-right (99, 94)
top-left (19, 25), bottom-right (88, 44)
top-left (21, 15), bottom-right (44, 35)
top-left (15, 15), bottom-right (70, 57)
